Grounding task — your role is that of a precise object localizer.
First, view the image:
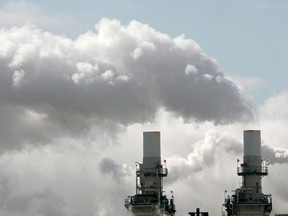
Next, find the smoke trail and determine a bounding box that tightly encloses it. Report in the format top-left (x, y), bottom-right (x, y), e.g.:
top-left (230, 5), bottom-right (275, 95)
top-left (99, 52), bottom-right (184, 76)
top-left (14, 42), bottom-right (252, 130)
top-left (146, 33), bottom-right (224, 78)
top-left (99, 157), bottom-right (132, 182)
top-left (262, 145), bottom-right (288, 164)
top-left (0, 18), bottom-right (255, 149)
top-left (166, 130), bottom-right (242, 183)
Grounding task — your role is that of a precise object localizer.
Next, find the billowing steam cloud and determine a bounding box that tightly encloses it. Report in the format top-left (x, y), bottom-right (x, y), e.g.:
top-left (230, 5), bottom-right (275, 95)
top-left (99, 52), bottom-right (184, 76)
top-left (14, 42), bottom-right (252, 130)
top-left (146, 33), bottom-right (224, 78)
top-left (0, 18), bottom-right (254, 149)
top-left (3, 17), bottom-right (279, 215)
top-left (166, 128), bottom-right (288, 183)
top-left (0, 143), bottom-right (133, 216)
top-left (0, 187), bottom-right (66, 216)
top-left (259, 92), bottom-right (288, 163)
top-left (167, 130), bottom-right (242, 183)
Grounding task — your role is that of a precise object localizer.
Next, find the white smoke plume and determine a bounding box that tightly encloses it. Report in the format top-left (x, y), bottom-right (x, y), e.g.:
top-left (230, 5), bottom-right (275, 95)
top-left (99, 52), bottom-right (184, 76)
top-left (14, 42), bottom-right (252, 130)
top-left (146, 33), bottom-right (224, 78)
top-left (0, 17), bottom-right (273, 215)
top-left (166, 128), bottom-right (288, 183)
top-left (262, 145), bottom-right (288, 164)
top-left (166, 129), bottom-right (242, 183)
top-left (0, 142), bottom-right (133, 216)
top-left (0, 18), bottom-right (255, 150)
top-left (259, 92), bottom-right (288, 164)
top-left (99, 157), bottom-right (132, 181)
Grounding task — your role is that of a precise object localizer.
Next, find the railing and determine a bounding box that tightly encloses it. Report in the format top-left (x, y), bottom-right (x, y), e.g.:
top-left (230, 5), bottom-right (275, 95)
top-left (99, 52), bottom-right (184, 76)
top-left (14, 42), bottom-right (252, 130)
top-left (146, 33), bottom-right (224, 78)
top-left (140, 167), bottom-right (168, 177)
top-left (237, 166), bottom-right (268, 176)
top-left (125, 195), bottom-right (165, 206)
top-left (232, 194), bottom-right (272, 205)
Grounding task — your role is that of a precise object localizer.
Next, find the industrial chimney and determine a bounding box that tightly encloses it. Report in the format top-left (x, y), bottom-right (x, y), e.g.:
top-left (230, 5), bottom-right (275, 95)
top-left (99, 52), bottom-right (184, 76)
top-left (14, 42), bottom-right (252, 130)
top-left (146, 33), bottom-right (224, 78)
top-left (223, 130), bottom-right (272, 216)
top-left (125, 131), bottom-right (176, 216)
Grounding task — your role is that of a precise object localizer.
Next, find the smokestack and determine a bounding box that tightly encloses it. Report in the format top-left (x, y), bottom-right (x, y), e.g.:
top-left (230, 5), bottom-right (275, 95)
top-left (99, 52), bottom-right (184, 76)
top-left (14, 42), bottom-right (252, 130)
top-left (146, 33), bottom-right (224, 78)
top-left (244, 130), bottom-right (261, 157)
top-left (143, 131), bottom-right (161, 168)
top-left (124, 131), bottom-right (176, 216)
top-left (243, 130), bottom-right (262, 192)
top-left (223, 130), bottom-right (272, 216)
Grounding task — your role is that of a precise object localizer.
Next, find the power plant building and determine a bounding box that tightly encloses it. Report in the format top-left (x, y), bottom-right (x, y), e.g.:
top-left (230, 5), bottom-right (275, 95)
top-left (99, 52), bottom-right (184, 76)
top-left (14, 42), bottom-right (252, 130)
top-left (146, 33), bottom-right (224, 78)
top-left (124, 130), bottom-right (276, 216)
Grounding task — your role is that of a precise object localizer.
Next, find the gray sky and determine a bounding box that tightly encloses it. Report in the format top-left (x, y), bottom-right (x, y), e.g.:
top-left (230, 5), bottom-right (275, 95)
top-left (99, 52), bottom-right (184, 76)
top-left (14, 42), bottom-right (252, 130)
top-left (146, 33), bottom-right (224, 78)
top-left (0, 1), bottom-right (288, 215)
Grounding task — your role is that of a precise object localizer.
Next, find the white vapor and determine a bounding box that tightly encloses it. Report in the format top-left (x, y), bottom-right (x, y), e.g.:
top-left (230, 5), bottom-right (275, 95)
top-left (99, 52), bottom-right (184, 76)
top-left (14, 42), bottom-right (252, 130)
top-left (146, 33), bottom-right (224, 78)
top-left (166, 129), bottom-right (242, 183)
top-left (0, 18), bottom-right (254, 149)
top-left (2, 18), bottom-right (288, 216)
top-left (167, 129), bottom-right (288, 184)
top-left (262, 145), bottom-right (288, 164)
top-left (99, 157), bottom-right (132, 181)
top-left (0, 142), bottom-right (133, 216)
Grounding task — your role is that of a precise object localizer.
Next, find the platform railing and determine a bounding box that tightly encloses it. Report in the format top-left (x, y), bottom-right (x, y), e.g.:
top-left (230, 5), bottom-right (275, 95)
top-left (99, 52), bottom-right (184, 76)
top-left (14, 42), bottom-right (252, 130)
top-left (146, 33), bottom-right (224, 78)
top-left (237, 165), bottom-right (268, 176)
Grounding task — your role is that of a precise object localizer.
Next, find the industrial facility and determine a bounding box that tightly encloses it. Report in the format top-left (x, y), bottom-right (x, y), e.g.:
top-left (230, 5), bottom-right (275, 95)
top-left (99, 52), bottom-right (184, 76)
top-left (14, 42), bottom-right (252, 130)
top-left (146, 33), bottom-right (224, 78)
top-left (125, 130), bottom-right (286, 216)
top-left (223, 130), bottom-right (272, 216)
top-left (124, 131), bottom-right (176, 216)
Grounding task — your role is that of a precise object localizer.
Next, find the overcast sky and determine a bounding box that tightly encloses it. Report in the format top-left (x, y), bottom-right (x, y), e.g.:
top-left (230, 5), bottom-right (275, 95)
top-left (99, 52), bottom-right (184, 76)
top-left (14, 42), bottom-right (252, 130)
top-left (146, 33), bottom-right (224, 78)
top-left (0, 0), bottom-right (288, 215)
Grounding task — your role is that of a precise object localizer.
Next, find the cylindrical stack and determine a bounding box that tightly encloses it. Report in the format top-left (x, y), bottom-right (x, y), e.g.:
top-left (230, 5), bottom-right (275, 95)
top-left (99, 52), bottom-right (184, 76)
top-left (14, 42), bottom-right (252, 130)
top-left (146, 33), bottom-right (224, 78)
top-left (223, 130), bottom-right (272, 216)
top-left (243, 130), bottom-right (262, 193)
top-left (143, 131), bottom-right (161, 168)
top-left (125, 131), bottom-right (176, 216)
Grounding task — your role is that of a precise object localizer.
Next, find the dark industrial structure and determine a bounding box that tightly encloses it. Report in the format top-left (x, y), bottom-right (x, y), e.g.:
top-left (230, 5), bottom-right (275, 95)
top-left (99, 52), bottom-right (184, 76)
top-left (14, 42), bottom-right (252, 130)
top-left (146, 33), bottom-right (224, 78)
top-left (189, 208), bottom-right (209, 216)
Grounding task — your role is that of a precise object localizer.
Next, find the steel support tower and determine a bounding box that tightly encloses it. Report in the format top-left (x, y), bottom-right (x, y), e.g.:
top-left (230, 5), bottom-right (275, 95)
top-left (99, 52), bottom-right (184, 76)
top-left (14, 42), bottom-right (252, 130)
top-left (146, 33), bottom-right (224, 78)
top-left (125, 132), bottom-right (176, 216)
